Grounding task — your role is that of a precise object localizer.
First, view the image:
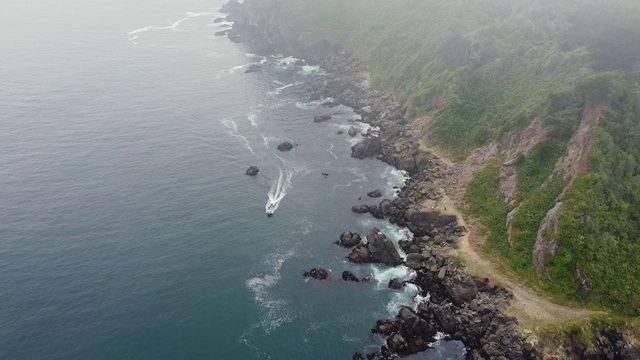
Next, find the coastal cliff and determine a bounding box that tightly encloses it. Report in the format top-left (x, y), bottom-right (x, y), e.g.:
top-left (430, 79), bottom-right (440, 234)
top-left (222, 0), bottom-right (640, 358)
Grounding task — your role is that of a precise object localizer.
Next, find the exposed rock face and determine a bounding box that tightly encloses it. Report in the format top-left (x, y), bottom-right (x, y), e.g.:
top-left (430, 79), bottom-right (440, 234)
top-left (313, 114), bottom-right (332, 123)
top-left (245, 165), bottom-right (259, 176)
top-left (277, 141), bottom-right (294, 152)
top-left (367, 189), bottom-right (382, 198)
top-left (244, 64), bottom-right (262, 73)
top-left (303, 268), bottom-right (329, 280)
top-left (499, 162), bottom-right (517, 205)
top-left (348, 126), bottom-right (358, 137)
top-left (366, 228), bottom-right (402, 266)
top-left (342, 271), bottom-right (360, 282)
top-left (532, 201), bottom-right (563, 278)
top-left (336, 231), bottom-right (362, 248)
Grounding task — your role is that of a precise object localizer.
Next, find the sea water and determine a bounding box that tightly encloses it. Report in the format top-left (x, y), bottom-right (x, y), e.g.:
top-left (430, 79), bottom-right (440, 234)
top-left (0, 0), bottom-right (464, 358)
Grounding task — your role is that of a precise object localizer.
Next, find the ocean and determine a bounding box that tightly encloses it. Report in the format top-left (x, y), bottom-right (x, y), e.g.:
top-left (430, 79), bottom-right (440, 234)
top-left (0, 0), bottom-right (463, 358)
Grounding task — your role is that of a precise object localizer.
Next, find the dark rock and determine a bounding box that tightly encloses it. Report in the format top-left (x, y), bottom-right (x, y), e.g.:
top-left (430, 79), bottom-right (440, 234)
top-left (321, 172), bottom-right (329, 178)
top-left (245, 165), bottom-right (259, 176)
top-left (244, 64), bottom-right (262, 73)
top-left (351, 204), bottom-right (370, 214)
top-left (220, 0), bottom-right (241, 13)
top-left (337, 130), bottom-right (344, 135)
top-left (404, 253), bottom-right (424, 270)
top-left (368, 205), bottom-right (384, 219)
top-left (388, 278), bottom-right (405, 290)
top-left (351, 137), bottom-right (382, 159)
top-left (313, 114), bottom-right (332, 123)
top-left (386, 333), bottom-right (408, 354)
top-left (277, 142), bottom-right (294, 152)
top-left (215, 29), bottom-right (230, 36)
top-left (367, 228), bottom-right (402, 266)
top-left (372, 319), bottom-right (397, 336)
top-left (379, 199), bottom-right (396, 216)
top-left (338, 231), bottom-right (362, 248)
top-left (213, 17), bottom-right (225, 23)
top-left (342, 271), bottom-right (360, 282)
top-left (398, 306), bottom-right (436, 338)
top-left (303, 268), bottom-right (329, 280)
top-left (367, 190), bottom-right (382, 198)
top-left (351, 352), bottom-right (364, 360)
top-left (443, 274), bottom-right (479, 306)
top-left (348, 245), bottom-right (371, 263)
top-left (432, 306), bottom-right (457, 334)
top-left (348, 126), bottom-right (358, 137)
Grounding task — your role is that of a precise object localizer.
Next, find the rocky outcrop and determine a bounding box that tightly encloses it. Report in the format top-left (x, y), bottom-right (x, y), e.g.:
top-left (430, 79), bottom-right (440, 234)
top-left (336, 231), bottom-right (362, 248)
top-left (499, 162), bottom-right (517, 205)
top-left (245, 165), bottom-right (259, 176)
top-left (277, 141), bottom-right (294, 152)
top-left (388, 278), bottom-right (405, 289)
top-left (347, 245), bottom-right (371, 264)
top-left (351, 137), bottom-right (382, 159)
top-left (350, 204), bottom-right (369, 214)
top-left (342, 271), bottom-right (360, 282)
top-left (366, 228), bottom-right (402, 266)
top-left (303, 268), bottom-right (329, 280)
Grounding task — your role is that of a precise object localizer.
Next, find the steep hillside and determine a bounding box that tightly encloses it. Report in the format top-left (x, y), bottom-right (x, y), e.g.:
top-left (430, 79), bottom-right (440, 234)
top-left (233, 0), bottom-right (640, 316)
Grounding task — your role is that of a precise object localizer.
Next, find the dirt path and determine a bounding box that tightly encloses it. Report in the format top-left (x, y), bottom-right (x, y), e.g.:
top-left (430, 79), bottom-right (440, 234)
top-left (422, 150), bottom-right (598, 327)
top-left (433, 193), bottom-right (596, 326)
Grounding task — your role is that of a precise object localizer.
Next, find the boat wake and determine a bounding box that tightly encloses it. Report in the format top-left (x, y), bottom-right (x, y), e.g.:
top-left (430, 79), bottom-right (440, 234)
top-left (265, 166), bottom-right (291, 214)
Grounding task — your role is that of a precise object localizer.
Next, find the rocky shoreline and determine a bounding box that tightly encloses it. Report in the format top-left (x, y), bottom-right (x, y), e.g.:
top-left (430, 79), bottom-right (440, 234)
top-left (221, 1), bottom-right (640, 359)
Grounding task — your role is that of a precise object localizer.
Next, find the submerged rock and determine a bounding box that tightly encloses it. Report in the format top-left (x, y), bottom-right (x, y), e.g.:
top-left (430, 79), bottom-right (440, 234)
top-left (348, 125), bottom-right (358, 137)
top-left (215, 29), bottom-right (229, 36)
top-left (351, 204), bottom-right (369, 214)
top-left (388, 278), bottom-right (405, 290)
top-left (277, 141), bottom-right (294, 152)
top-left (367, 189), bottom-right (382, 198)
top-left (244, 64), bottom-right (262, 73)
top-left (313, 114), bottom-right (332, 123)
top-left (245, 166), bottom-right (259, 176)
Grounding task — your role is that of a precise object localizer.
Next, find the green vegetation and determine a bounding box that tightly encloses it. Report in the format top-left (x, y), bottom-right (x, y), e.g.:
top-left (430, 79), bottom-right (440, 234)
top-left (246, 0), bottom-right (640, 315)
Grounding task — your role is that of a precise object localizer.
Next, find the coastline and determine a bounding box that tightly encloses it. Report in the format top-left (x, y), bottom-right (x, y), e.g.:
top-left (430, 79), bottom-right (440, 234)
top-left (220, 1), bottom-right (640, 359)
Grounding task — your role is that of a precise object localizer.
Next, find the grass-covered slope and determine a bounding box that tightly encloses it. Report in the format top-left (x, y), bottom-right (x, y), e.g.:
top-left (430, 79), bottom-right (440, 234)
top-left (245, 0), bottom-right (640, 314)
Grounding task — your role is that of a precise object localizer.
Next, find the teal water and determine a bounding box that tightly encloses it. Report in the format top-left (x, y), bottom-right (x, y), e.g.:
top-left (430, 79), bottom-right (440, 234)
top-left (0, 1), bottom-right (464, 358)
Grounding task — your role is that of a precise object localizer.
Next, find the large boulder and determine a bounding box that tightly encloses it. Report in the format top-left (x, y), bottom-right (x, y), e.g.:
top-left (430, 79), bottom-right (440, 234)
top-left (337, 231), bottom-right (362, 248)
top-left (245, 166), bottom-right (259, 176)
top-left (388, 278), bottom-right (405, 290)
top-left (313, 114), bottom-right (332, 123)
top-left (367, 189), bottom-right (382, 198)
top-left (348, 126), bottom-right (358, 137)
top-left (372, 319), bottom-right (397, 336)
top-left (351, 137), bottom-right (382, 159)
top-left (348, 245), bottom-right (371, 263)
top-left (303, 268), bottom-right (329, 280)
top-left (398, 307), bottom-right (436, 338)
top-left (443, 274), bottom-right (479, 306)
top-left (368, 205), bottom-right (384, 219)
top-left (404, 207), bottom-right (457, 235)
top-left (277, 142), bottom-right (294, 152)
top-left (386, 334), bottom-right (408, 354)
top-left (404, 253), bottom-right (424, 270)
top-left (366, 229), bottom-right (402, 266)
